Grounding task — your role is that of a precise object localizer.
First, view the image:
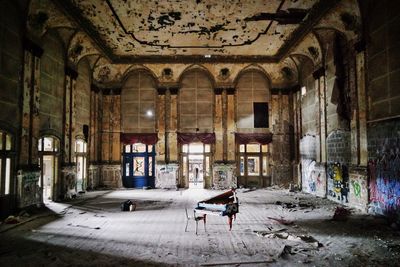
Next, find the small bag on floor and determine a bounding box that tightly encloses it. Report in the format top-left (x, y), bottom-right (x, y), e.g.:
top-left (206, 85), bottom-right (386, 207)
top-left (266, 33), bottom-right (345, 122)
top-left (121, 200), bottom-right (133, 211)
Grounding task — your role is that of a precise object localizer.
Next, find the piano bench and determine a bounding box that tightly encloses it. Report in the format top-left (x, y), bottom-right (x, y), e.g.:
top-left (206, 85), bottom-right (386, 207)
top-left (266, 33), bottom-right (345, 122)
top-left (185, 207), bottom-right (207, 235)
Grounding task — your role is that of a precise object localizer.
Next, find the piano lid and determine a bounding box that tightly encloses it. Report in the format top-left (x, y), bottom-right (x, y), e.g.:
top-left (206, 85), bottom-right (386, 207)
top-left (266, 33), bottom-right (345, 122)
top-left (198, 189), bottom-right (237, 205)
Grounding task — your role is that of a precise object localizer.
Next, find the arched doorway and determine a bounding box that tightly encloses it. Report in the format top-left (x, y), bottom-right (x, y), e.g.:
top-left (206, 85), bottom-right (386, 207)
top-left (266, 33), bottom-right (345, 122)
top-left (38, 136), bottom-right (59, 202)
top-left (75, 139), bottom-right (87, 192)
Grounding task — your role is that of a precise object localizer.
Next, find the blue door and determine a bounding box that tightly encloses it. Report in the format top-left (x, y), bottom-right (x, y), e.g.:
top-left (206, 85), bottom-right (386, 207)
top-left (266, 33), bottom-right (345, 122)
top-left (123, 143), bottom-right (155, 188)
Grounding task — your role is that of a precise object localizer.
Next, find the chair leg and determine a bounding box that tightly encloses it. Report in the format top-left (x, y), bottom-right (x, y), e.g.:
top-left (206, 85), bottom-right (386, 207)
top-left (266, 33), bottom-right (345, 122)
top-left (203, 214), bottom-right (207, 232)
top-left (195, 220), bottom-right (198, 235)
top-left (185, 218), bottom-right (189, 232)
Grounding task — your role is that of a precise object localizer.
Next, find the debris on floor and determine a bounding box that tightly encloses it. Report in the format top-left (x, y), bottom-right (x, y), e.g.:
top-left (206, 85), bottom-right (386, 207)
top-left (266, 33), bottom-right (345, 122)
top-left (332, 206), bottom-right (351, 221)
top-left (4, 215), bottom-right (20, 224)
top-left (267, 216), bottom-right (294, 225)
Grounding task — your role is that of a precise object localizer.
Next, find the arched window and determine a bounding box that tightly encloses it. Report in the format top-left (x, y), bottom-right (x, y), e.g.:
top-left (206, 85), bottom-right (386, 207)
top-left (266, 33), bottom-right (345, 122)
top-left (38, 136), bottom-right (60, 201)
top-left (75, 139), bottom-right (87, 192)
top-left (0, 130), bottom-right (13, 195)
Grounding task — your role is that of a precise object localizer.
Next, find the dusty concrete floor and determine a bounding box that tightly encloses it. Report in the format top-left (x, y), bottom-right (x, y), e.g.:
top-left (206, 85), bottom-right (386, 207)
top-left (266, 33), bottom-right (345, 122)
top-left (1, 188), bottom-right (400, 267)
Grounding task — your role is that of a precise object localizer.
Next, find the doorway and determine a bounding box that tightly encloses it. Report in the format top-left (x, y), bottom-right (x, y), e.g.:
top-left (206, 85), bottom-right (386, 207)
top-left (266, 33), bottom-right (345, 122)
top-left (123, 143), bottom-right (155, 188)
top-left (181, 143), bottom-right (211, 189)
top-left (38, 136), bottom-right (59, 202)
top-left (75, 139), bottom-right (87, 192)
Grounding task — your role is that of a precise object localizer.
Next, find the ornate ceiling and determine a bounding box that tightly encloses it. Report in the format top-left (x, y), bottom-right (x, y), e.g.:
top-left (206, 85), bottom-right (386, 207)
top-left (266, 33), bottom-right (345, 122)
top-left (54, 0), bottom-right (339, 63)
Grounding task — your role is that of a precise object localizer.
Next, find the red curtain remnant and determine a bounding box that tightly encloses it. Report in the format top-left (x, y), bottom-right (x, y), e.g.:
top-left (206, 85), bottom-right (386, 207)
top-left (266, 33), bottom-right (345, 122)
top-left (234, 133), bottom-right (273, 145)
top-left (120, 133), bottom-right (158, 145)
top-left (177, 133), bottom-right (216, 144)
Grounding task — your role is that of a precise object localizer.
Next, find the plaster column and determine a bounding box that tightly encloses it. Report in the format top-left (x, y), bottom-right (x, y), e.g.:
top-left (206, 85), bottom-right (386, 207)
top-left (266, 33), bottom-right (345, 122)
top-left (156, 88), bottom-right (166, 163)
top-left (214, 89), bottom-right (223, 162)
top-left (227, 89), bottom-right (235, 161)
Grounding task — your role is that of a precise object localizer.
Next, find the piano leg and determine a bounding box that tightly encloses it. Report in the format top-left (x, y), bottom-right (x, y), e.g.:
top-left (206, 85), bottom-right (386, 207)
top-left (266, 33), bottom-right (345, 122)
top-left (204, 214), bottom-right (207, 232)
top-left (228, 215), bottom-right (233, 231)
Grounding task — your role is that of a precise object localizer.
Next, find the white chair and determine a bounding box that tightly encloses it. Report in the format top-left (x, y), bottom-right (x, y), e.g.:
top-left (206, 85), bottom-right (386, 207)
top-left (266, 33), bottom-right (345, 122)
top-left (185, 207), bottom-right (206, 235)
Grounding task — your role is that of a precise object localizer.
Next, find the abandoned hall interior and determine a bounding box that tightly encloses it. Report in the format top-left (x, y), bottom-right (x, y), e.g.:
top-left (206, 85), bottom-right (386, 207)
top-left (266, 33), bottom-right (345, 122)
top-left (1, 0), bottom-right (400, 266)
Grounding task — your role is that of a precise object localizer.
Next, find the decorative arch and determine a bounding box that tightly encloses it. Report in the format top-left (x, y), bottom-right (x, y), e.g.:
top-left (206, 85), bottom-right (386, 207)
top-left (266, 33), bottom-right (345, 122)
top-left (122, 65), bottom-right (159, 87)
top-left (68, 31), bottom-right (100, 66)
top-left (178, 66), bottom-right (215, 132)
top-left (178, 64), bottom-right (216, 88)
top-left (121, 69), bottom-right (158, 133)
top-left (233, 64), bottom-right (272, 88)
top-left (289, 32), bottom-right (323, 67)
top-left (315, 0), bottom-right (362, 41)
top-left (235, 67), bottom-right (271, 131)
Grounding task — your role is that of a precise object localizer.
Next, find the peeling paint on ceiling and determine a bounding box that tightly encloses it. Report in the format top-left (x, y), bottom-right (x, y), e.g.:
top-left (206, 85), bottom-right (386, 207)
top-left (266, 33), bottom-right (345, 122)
top-left (60, 0), bottom-right (318, 58)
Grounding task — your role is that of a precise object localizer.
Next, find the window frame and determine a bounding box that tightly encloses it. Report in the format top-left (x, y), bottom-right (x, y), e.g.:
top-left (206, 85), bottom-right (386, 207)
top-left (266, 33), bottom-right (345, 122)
top-left (0, 130), bottom-right (14, 196)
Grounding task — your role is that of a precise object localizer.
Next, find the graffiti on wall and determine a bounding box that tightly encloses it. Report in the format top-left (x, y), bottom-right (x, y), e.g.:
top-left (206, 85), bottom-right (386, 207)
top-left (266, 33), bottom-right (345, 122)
top-left (302, 159), bottom-right (316, 192)
top-left (301, 159), bottom-right (325, 196)
top-left (328, 162), bottom-right (349, 203)
top-left (369, 146), bottom-right (400, 213)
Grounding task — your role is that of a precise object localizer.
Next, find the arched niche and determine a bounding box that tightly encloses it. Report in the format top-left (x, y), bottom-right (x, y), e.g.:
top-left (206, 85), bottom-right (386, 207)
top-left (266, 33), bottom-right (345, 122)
top-left (235, 69), bottom-right (271, 131)
top-left (121, 70), bottom-right (157, 133)
top-left (178, 68), bottom-right (214, 133)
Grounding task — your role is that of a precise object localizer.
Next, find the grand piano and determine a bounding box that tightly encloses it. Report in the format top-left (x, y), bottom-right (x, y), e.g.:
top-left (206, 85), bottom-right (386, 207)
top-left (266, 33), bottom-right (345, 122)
top-left (193, 189), bottom-right (239, 233)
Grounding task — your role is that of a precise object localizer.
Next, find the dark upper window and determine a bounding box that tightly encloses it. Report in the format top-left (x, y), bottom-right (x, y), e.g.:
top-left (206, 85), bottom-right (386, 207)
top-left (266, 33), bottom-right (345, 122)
top-left (253, 102), bottom-right (269, 128)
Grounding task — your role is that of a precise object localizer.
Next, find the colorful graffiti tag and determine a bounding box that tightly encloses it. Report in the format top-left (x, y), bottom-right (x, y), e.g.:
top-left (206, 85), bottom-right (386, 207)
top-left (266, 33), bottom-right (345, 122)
top-left (369, 150), bottom-right (400, 213)
top-left (328, 162), bottom-right (349, 202)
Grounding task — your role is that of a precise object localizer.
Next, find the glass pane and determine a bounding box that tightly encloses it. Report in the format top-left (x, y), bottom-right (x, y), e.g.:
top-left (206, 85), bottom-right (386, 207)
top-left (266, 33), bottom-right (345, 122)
top-left (43, 155), bottom-right (54, 200)
top-left (189, 143), bottom-right (203, 153)
top-left (263, 156), bottom-right (268, 176)
top-left (247, 144), bottom-right (260, 153)
top-left (148, 145), bottom-right (154, 153)
top-left (149, 157), bottom-right (153, 176)
top-left (240, 156), bottom-right (244, 176)
top-left (83, 142), bottom-right (87, 153)
top-left (125, 145), bottom-right (131, 153)
top-left (133, 157), bottom-right (145, 176)
top-left (5, 158), bottom-right (10, 194)
top-left (38, 158), bottom-right (42, 187)
top-left (76, 140), bottom-right (83, 153)
top-left (54, 157), bottom-right (58, 181)
top-left (44, 137), bottom-right (53, 151)
top-left (83, 157), bottom-right (86, 179)
top-left (239, 145), bottom-right (245, 152)
top-left (183, 156), bottom-right (187, 177)
top-left (132, 143), bottom-right (146, 153)
top-left (125, 163), bottom-right (130, 176)
top-left (38, 139), bottom-right (42, 151)
top-left (247, 156), bottom-right (260, 176)
top-left (182, 145), bottom-right (188, 153)
top-left (0, 132), bottom-right (3, 150)
top-left (205, 156), bottom-right (210, 176)
top-left (262, 145), bottom-right (268, 153)
top-left (54, 139), bottom-right (59, 152)
top-left (77, 156), bottom-right (83, 180)
top-left (205, 144), bottom-right (210, 153)
top-left (6, 134), bottom-right (12, 150)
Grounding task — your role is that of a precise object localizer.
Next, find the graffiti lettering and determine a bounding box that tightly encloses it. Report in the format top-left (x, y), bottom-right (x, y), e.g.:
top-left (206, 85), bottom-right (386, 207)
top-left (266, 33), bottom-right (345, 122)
top-left (368, 135), bottom-right (400, 214)
top-left (352, 181), bottom-right (361, 197)
top-left (328, 162), bottom-right (349, 203)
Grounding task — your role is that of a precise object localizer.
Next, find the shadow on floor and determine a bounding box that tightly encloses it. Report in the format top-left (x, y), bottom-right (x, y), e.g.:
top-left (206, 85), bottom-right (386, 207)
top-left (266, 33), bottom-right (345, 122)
top-left (0, 233), bottom-right (169, 267)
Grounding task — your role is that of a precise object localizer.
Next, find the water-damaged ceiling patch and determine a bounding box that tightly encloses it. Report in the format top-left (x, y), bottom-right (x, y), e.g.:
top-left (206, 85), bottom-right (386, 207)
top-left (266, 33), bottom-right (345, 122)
top-left (55, 0), bottom-right (325, 60)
